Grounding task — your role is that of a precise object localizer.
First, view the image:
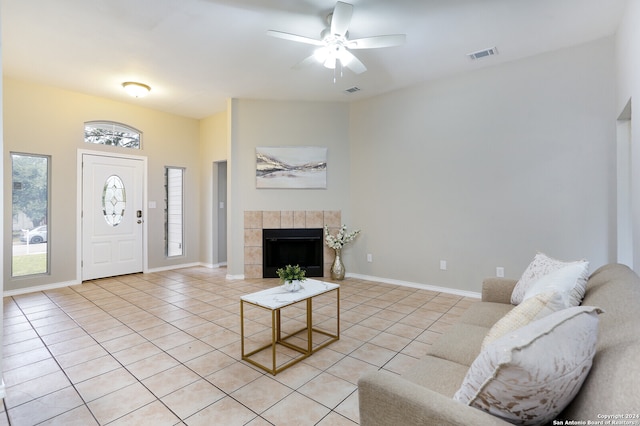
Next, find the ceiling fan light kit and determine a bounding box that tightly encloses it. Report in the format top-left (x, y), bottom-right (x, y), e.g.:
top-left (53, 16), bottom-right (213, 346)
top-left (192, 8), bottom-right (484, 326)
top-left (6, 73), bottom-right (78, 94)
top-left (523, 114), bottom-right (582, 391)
top-left (267, 1), bottom-right (406, 79)
top-left (314, 45), bottom-right (353, 70)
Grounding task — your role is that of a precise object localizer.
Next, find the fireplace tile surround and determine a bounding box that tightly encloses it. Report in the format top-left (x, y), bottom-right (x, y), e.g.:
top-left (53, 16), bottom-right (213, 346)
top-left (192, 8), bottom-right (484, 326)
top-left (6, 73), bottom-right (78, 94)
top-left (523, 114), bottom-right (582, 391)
top-left (244, 210), bottom-right (341, 279)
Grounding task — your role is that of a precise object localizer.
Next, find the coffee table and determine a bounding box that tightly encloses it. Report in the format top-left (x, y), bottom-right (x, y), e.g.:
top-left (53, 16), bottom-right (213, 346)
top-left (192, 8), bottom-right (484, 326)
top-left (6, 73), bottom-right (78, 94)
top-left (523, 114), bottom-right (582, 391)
top-left (240, 279), bottom-right (340, 375)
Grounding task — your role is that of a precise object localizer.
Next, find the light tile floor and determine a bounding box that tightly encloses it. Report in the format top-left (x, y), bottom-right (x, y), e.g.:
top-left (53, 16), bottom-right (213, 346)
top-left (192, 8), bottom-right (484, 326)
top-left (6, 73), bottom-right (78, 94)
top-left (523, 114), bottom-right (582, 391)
top-left (1, 267), bottom-right (478, 425)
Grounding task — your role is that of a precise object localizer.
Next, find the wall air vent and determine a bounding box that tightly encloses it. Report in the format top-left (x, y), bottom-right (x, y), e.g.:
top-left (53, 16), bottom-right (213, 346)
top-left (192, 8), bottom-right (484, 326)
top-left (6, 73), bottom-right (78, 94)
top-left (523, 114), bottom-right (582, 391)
top-left (467, 47), bottom-right (498, 60)
top-left (344, 86), bottom-right (361, 94)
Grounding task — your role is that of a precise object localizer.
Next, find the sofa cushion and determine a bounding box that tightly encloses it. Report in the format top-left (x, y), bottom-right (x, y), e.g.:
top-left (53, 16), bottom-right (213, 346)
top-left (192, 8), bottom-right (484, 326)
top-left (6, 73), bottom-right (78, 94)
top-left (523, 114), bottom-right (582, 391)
top-left (481, 291), bottom-right (564, 350)
top-left (511, 252), bottom-right (588, 306)
top-left (453, 306), bottom-right (602, 425)
top-left (427, 323), bottom-right (489, 366)
top-left (457, 302), bottom-right (513, 328)
top-left (402, 355), bottom-right (470, 397)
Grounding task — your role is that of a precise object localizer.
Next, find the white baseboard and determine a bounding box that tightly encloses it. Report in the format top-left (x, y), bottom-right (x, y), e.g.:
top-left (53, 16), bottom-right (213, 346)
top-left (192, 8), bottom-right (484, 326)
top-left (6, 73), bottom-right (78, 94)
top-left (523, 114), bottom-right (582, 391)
top-left (346, 273), bottom-right (481, 299)
top-left (3, 279), bottom-right (81, 297)
top-left (146, 262), bottom-right (203, 273)
top-left (225, 274), bottom-right (245, 280)
top-left (199, 262), bottom-right (227, 269)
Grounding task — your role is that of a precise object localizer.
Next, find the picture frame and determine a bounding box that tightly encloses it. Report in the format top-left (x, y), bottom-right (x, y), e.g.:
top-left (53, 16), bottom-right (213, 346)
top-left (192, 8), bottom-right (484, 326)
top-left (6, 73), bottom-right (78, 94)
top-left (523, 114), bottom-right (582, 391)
top-left (256, 146), bottom-right (327, 189)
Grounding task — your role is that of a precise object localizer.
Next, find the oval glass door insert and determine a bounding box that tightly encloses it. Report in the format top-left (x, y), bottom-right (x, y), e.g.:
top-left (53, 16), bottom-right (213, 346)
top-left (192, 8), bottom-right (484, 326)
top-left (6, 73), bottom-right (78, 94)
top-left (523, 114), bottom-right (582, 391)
top-left (102, 175), bottom-right (126, 226)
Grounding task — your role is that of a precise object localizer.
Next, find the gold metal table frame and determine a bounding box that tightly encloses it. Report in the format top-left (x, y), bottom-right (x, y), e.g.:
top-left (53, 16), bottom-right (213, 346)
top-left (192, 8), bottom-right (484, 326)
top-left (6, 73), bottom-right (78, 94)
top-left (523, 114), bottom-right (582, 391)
top-left (240, 280), bottom-right (340, 375)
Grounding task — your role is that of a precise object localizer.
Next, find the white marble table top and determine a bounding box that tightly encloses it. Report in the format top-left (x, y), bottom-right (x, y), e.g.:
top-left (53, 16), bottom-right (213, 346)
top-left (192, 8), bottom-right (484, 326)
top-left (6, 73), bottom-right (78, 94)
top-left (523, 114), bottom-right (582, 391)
top-left (240, 279), bottom-right (339, 309)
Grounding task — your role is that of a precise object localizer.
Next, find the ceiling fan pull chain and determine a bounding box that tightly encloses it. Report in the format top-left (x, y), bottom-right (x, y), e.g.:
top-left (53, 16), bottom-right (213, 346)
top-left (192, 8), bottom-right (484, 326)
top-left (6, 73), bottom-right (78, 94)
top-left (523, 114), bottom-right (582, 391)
top-left (333, 60), bottom-right (343, 84)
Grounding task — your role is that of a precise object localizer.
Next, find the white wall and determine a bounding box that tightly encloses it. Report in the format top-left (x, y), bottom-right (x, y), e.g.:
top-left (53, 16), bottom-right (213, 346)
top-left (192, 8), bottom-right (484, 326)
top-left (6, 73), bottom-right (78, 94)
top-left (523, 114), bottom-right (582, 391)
top-left (349, 37), bottom-right (617, 293)
top-left (226, 98), bottom-right (352, 276)
top-left (616, 0), bottom-right (640, 270)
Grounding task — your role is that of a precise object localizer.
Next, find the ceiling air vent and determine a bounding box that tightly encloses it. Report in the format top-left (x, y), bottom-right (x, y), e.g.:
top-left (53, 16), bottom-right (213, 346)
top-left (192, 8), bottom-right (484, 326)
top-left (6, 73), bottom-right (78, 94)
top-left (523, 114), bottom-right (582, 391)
top-left (344, 86), bottom-right (361, 94)
top-left (467, 47), bottom-right (498, 60)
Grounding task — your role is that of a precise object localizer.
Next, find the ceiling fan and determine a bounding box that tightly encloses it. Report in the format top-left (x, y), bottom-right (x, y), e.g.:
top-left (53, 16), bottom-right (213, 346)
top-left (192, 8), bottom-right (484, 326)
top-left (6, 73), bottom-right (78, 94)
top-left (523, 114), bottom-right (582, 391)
top-left (267, 1), bottom-right (406, 75)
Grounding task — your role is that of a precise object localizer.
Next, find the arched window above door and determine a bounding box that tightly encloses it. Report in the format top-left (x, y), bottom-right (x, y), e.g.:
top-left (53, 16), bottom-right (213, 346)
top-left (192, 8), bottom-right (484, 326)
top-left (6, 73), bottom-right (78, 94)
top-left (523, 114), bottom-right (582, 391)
top-left (84, 121), bottom-right (141, 149)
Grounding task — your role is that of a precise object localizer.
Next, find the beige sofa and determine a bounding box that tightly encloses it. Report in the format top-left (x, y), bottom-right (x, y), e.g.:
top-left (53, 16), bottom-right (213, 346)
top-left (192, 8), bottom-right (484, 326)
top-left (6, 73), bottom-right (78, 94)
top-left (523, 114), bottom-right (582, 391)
top-left (358, 263), bottom-right (640, 425)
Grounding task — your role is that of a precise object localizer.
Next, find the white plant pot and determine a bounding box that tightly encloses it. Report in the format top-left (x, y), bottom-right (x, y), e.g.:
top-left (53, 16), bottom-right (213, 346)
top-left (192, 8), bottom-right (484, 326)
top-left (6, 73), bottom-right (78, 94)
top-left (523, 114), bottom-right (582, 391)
top-left (283, 280), bottom-right (303, 292)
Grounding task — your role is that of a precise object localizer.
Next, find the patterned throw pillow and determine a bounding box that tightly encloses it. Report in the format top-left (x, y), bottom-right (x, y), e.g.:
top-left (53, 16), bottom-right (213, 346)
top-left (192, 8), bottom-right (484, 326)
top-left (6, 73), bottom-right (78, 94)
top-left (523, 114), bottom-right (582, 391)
top-left (481, 291), bottom-right (564, 350)
top-left (454, 306), bottom-right (602, 425)
top-left (511, 253), bottom-right (589, 306)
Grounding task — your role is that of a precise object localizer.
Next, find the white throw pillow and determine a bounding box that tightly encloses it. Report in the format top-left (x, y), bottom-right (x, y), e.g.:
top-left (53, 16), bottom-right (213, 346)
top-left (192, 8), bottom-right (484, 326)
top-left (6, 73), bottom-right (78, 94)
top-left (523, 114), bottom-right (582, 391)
top-left (511, 252), bottom-right (589, 305)
top-left (521, 262), bottom-right (588, 307)
top-left (481, 291), bottom-right (564, 350)
top-left (454, 306), bottom-right (602, 425)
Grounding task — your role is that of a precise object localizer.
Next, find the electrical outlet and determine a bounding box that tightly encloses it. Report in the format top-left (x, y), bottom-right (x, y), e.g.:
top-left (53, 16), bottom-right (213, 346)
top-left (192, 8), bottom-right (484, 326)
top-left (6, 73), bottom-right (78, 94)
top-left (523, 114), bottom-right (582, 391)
top-left (440, 260), bottom-right (447, 270)
top-left (496, 267), bottom-right (505, 278)
top-left (367, 253), bottom-right (373, 262)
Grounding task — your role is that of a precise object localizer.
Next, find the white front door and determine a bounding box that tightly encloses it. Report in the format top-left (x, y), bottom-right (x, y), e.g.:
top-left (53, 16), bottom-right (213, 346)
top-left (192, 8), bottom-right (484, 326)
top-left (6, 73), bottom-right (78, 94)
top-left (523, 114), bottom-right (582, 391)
top-left (82, 154), bottom-right (144, 280)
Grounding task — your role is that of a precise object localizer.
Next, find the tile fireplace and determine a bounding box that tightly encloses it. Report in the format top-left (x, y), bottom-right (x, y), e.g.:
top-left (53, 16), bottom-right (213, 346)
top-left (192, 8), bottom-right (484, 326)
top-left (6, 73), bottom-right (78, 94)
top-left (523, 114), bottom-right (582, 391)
top-left (244, 210), bottom-right (341, 279)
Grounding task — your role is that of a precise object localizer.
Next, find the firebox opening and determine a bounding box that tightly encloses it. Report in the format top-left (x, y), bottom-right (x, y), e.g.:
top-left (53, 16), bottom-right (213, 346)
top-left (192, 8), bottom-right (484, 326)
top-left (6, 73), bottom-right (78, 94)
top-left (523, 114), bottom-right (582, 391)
top-left (263, 228), bottom-right (323, 278)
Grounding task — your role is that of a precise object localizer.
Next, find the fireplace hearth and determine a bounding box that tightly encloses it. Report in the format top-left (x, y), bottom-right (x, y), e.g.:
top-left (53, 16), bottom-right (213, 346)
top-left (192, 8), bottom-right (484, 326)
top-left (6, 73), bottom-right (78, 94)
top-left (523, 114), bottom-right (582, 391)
top-left (262, 228), bottom-right (324, 278)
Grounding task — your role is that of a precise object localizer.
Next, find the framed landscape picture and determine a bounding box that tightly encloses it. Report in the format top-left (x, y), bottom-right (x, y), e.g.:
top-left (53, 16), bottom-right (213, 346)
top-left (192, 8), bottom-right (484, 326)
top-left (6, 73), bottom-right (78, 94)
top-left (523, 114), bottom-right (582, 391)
top-left (256, 146), bottom-right (327, 189)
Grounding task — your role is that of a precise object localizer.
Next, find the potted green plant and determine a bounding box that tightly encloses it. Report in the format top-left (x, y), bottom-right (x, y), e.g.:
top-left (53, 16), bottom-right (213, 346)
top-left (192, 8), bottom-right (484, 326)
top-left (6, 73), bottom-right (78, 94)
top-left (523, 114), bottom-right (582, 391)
top-left (276, 264), bottom-right (306, 292)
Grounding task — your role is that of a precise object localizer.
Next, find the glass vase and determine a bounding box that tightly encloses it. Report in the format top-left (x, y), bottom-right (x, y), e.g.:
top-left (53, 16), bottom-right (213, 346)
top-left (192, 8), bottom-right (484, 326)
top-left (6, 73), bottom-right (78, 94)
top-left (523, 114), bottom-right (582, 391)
top-left (330, 248), bottom-right (345, 280)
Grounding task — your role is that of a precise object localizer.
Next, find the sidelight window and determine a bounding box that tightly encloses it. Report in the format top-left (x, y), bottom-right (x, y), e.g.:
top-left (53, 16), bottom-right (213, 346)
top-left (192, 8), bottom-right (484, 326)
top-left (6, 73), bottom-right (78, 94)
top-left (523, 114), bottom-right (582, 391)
top-left (165, 167), bottom-right (184, 257)
top-left (12, 153), bottom-right (50, 277)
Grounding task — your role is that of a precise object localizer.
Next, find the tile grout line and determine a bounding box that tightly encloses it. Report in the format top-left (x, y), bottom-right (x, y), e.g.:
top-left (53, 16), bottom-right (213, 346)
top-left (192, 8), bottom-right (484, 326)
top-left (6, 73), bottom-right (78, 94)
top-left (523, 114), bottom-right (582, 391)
top-left (3, 270), bottom-right (477, 425)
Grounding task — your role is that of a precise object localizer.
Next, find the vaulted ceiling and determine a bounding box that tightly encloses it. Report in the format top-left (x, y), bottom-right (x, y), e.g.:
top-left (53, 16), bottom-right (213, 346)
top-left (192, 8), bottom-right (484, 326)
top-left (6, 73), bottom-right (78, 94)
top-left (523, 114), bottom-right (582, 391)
top-left (2, 0), bottom-right (627, 119)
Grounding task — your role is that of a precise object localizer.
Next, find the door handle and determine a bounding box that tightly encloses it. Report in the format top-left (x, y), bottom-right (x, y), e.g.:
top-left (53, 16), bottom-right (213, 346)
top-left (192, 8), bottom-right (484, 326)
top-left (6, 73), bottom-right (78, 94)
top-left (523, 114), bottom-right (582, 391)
top-left (137, 219), bottom-right (143, 224)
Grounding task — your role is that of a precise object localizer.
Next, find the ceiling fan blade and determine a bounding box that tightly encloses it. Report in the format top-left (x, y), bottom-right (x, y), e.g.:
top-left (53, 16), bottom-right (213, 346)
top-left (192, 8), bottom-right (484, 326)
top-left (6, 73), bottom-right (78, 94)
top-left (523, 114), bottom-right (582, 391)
top-left (292, 54), bottom-right (319, 70)
top-left (266, 30), bottom-right (324, 46)
top-left (342, 50), bottom-right (367, 74)
top-left (330, 1), bottom-right (353, 36)
top-left (347, 34), bottom-right (407, 49)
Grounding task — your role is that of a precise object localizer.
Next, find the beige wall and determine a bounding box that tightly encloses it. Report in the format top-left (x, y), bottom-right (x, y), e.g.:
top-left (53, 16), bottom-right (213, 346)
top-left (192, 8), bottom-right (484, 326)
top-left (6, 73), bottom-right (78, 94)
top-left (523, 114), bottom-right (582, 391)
top-left (2, 35), bottom-right (624, 295)
top-left (3, 78), bottom-right (201, 292)
top-left (198, 111), bottom-right (228, 267)
top-left (0, 18), bottom-right (5, 397)
top-left (348, 37), bottom-right (617, 292)
top-left (226, 99), bottom-right (352, 277)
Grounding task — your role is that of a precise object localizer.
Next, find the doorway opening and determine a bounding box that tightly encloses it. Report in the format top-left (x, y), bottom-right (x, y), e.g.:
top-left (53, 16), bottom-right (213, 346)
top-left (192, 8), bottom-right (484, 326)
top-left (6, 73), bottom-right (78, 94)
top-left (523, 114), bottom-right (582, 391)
top-left (617, 99), bottom-right (633, 268)
top-left (213, 161), bottom-right (227, 266)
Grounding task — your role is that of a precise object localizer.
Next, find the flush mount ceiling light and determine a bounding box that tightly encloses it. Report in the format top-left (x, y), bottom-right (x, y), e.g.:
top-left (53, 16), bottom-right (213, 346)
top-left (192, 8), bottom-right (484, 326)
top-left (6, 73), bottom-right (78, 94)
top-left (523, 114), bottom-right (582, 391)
top-left (122, 81), bottom-right (151, 98)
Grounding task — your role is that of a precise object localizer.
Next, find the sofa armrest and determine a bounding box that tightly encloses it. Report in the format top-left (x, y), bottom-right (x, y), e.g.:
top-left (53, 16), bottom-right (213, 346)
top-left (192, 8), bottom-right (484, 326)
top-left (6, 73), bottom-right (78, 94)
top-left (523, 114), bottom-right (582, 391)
top-left (481, 277), bottom-right (517, 303)
top-left (358, 370), bottom-right (510, 426)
